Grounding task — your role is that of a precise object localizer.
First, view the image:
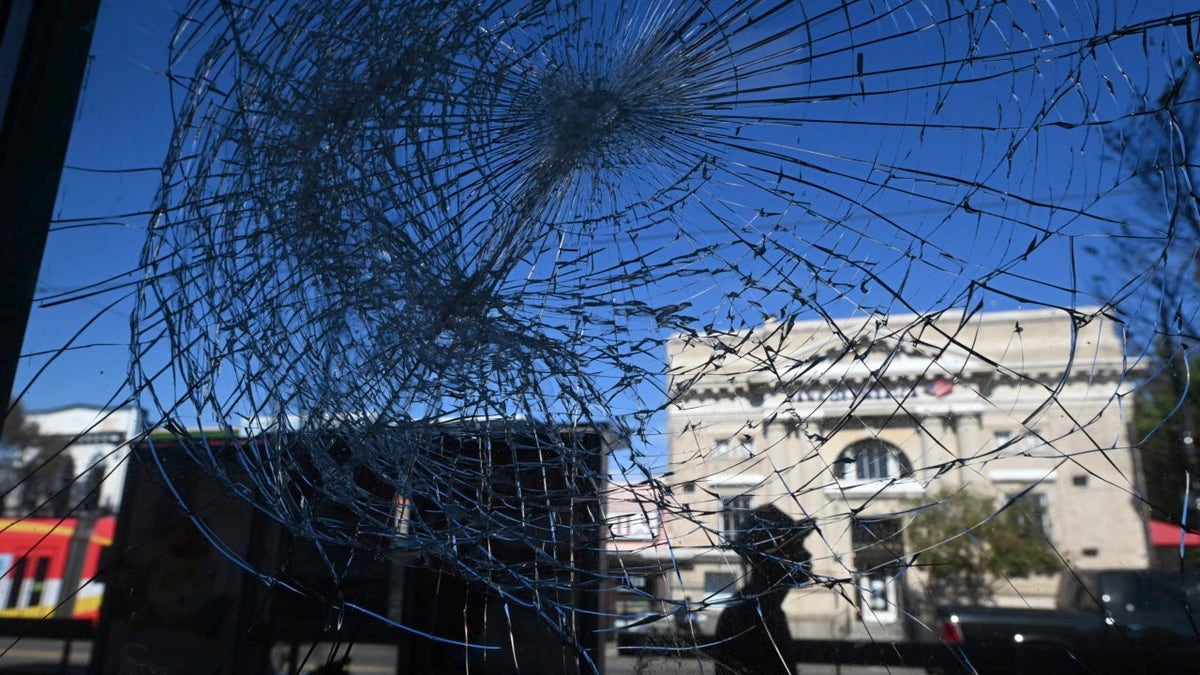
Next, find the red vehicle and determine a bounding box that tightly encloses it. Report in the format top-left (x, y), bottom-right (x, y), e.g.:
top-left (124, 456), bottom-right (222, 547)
top-left (0, 516), bottom-right (115, 621)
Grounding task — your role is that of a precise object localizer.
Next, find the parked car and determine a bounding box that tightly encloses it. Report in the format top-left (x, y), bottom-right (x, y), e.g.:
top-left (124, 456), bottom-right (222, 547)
top-left (934, 569), bottom-right (1200, 674)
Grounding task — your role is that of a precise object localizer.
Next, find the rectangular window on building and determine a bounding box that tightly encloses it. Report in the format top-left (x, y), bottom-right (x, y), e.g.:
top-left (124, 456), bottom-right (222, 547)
top-left (720, 494), bottom-right (752, 538)
top-left (852, 518), bottom-right (904, 623)
top-left (1021, 430), bottom-right (1045, 455)
top-left (992, 430), bottom-right (1014, 453)
top-left (713, 437), bottom-right (753, 459)
top-left (858, 569), bottom-right (899, 622)
top-left (1007, 490), bottom-right (1051, 538)
top-left (703, 571), bottom-right (738, 599)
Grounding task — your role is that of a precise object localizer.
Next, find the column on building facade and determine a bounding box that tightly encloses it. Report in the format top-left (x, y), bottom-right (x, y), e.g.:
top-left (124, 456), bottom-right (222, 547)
top-left (918, 414), bottom-right (949, 475)
top-left (791, 417), bottom-right (826, 498)
top-left (760, 412), bottom-right (779, 497)
top-left (952, 411), bottom-right (983, 488)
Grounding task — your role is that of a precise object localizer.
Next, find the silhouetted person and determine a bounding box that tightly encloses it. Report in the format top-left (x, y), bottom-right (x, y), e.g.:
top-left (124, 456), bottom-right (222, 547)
top-left (712, 504), bottom-right (815, 675)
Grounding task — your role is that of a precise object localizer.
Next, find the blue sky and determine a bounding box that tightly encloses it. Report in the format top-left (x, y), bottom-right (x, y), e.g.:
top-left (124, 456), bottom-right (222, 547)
top-left (16, 0), bottom-right (176, 411)
top-left (15, 0), bottom-right (1197, 472)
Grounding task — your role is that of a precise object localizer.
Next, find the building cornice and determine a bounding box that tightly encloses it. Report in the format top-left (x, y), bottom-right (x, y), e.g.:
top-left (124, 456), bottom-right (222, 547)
top-left (670, 356), bottom-right (1129, 408)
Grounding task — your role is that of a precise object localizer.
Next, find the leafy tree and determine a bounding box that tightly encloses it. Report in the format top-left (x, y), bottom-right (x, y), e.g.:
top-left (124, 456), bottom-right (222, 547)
top-left (0, 400), bottom-right (38, 512)
top-left (1132, 350), bottom-right (1200, 525)
top-left (1, 399), bottom-right (38, 456)
top-left (906, 488), bottom-right (1060, 605)
top-left (1100, 57), bottom-right (1200, 527)
top-left (1, 400), bottom-right (74, 518)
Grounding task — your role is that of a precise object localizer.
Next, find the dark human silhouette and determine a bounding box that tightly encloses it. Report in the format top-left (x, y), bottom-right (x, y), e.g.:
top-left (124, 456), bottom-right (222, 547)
top-left (711, 504), bottom-right (815, 675)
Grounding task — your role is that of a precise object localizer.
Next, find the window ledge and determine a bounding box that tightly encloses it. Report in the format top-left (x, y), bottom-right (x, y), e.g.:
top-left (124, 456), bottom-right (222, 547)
top-left (824, 479), bottom-right (924, 498)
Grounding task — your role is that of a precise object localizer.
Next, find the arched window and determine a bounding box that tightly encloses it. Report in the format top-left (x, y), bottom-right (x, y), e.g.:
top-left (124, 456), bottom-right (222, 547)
top-left (834, 439), bottom-right (913, 482)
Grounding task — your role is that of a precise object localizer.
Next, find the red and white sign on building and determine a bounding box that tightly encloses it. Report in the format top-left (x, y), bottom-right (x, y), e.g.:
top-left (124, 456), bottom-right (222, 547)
top-left (607, 511), bottom-right (661, 541)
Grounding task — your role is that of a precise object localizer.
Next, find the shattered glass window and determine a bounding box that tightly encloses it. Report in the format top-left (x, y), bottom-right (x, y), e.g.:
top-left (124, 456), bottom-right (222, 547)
top-left (4, 0), bottom-right (1200, 672)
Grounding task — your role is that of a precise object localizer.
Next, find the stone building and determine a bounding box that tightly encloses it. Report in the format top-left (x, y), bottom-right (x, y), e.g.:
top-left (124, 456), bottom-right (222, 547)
top-left (664, 307), bottom-right (1149, 640)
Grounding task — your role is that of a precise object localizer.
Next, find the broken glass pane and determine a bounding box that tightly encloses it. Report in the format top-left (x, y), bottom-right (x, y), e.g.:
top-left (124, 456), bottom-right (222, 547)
top-left (5, 0), bottom-right (1200, 672)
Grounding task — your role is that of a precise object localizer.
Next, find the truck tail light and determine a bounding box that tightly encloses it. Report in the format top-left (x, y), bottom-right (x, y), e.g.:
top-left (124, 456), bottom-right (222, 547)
top-left (942, 615), bottom-right (964, 644)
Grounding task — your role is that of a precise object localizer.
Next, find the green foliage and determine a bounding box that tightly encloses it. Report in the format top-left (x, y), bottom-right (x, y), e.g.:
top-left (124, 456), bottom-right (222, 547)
top-left (1, 399), bottom-right (74, 517)
top-left (1, 399), bottom-right (38, 453)
top-left (1132, 350), bottom-right (1200, 524)
top-left (906, 488), bottom-right (1060, 605)
top-left (1098, 54), bottom-right (1200, 533)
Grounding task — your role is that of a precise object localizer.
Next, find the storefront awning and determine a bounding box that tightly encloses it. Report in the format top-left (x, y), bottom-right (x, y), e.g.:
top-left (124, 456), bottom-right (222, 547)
top-left (1148, 519), bottom-right (1200, 547)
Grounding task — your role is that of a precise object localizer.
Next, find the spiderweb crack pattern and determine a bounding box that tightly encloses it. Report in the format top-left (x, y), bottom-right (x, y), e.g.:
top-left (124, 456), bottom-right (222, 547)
top-left (125, 0), bottom-right (1200, 667)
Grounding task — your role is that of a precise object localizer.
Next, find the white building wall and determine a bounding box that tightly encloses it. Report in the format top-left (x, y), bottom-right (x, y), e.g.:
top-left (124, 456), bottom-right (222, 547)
top-left (19, 405), bottom-right (140, 514)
